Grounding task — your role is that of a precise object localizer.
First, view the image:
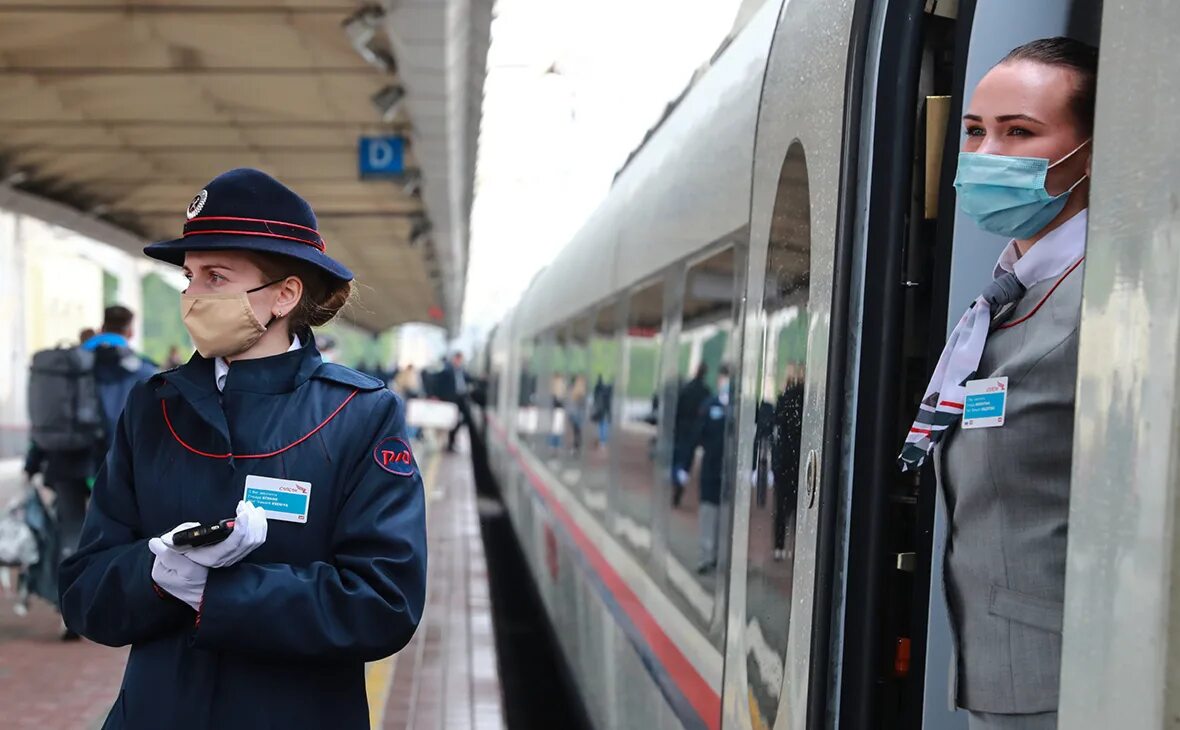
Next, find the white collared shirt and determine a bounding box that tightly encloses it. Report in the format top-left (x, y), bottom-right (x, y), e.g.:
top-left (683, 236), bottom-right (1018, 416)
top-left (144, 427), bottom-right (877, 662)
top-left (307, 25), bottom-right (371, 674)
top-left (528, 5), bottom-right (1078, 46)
top-left (215, 336), bottom-right (302, 392)
top-left (993, 209), bottom-right (1089, 278)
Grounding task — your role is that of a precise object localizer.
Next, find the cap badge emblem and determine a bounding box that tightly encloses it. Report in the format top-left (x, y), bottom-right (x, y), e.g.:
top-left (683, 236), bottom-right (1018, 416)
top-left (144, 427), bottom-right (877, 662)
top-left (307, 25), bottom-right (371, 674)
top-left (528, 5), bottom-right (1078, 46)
top-left (186, 189), bottom-right (208, 220)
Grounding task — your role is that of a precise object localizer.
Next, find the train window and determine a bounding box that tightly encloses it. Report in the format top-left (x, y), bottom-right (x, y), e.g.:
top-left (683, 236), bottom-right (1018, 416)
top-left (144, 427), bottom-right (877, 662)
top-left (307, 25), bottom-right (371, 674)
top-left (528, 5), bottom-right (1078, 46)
top-left (543, 328), bottom-right (569, 466)
top-left (533, 332), bottom-right (558, 454)
top-left (582, 300), bottom-right (621, 519)
top-left (665, 246), bottom-right (743, 626)
top-left (516, 338), bottom-right (537, 441)
top-left (558, 314), bottom-right (593, 492)
top-left (486, 343), bottom-right (500, 413)
top-left (745, 141), bottom-right (811, 725)
top-left (613, 279), bottom-right (665, 559)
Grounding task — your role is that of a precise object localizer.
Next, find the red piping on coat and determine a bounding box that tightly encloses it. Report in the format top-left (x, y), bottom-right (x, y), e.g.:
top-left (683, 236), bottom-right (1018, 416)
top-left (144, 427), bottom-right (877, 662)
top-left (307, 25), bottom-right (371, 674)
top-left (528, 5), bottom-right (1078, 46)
top-left (161, 389), bottom-right (360, 460)
top-left (997, 257), bottom-right (1085, 330)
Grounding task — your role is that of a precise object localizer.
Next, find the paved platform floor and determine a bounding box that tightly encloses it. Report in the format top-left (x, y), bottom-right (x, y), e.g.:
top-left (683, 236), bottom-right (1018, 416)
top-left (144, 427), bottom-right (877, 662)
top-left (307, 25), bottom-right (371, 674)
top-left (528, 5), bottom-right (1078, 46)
top-left (0, 443), bottom-right (503, 729)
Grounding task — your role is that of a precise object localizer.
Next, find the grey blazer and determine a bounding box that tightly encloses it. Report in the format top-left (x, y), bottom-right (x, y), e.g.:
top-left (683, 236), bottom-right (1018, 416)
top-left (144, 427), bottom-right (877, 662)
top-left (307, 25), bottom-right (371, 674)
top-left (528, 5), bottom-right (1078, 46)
top-left (934, 260), bottom-right (1084, 714)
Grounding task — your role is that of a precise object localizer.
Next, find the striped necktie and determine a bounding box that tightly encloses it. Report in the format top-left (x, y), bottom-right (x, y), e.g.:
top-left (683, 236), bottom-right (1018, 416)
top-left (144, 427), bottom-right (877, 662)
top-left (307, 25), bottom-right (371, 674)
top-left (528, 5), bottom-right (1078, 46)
top-left (897, 272), bottom-right (1025, 471)
top-left (898, 209), bottom-right (1088, 472)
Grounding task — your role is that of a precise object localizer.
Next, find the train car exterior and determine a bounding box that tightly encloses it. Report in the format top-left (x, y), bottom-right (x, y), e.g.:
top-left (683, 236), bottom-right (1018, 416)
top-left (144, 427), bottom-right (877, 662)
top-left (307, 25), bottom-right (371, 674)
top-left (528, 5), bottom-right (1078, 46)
top-left (480, 0), bottom-right (1180, 729)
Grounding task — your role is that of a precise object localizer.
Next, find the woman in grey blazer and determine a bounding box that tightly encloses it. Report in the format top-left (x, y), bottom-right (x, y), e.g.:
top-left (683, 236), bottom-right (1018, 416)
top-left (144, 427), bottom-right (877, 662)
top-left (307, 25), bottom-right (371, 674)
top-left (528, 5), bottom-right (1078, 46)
top-left (899, 37), bottom-right (1098, 730)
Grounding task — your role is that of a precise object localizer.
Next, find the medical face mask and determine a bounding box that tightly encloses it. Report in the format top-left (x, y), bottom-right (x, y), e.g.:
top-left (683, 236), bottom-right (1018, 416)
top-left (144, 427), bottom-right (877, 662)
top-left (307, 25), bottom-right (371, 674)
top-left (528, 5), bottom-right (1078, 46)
top-left (181, 279), bottom-right (283, 359)
top-left (954, 138), bottom-right (1090, 240)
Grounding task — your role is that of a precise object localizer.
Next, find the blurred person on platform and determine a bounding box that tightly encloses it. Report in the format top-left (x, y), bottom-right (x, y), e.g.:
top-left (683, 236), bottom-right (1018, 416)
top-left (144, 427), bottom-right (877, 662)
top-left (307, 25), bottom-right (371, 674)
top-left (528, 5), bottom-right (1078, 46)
top-left (25, 305), bottom-right (156, 638)
top-left (692, 365), bottom-right (731, 573)
top-left (435, 351), bottom-right (478, 453)
top-left (394, 363), bottom-right (423, 399)
top-left (591, 375), bottom-right (613, 447)
top-left (164, 344), bottom-right (185, 370)
top-left (671, 363), bottom-right (711, 507)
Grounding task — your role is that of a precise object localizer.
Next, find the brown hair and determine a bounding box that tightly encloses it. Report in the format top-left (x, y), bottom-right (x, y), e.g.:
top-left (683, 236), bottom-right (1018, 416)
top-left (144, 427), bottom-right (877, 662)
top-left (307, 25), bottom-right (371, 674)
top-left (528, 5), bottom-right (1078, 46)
top-left (245, 252), bottom-right (352, 335)
top-left (1001, 36), bottom-right (1099, 136)
top-left (102, 305), bottom-right (134, 334)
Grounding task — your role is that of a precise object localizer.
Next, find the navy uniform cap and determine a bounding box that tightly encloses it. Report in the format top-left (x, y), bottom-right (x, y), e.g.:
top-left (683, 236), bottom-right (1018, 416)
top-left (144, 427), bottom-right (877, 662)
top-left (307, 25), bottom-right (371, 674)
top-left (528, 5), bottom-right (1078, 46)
top-left (144, 168), bottom-right (354, 283)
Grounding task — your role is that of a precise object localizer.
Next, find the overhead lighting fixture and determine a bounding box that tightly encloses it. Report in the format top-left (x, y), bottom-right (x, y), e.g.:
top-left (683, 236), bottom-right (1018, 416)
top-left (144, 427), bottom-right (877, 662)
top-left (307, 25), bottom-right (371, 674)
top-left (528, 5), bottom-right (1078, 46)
top-left (410, 218), bottom-right (432, 248)
top-left (371, 84), bottom-right (406, 122)
top-left (401, 168), bottom-right (422, 197)
top-left (342, 5), bottom-right (397, 73)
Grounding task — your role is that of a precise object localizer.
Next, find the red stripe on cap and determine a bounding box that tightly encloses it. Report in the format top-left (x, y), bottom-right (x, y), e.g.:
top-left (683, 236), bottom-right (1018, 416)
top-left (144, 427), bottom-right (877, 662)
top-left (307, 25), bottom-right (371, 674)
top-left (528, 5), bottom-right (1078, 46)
top-left (182, 215), bottom-right (326, 252)
top-left (181, 228), bottom-right (326, 252)
top-left (187, 215), bottom-right (320, 236)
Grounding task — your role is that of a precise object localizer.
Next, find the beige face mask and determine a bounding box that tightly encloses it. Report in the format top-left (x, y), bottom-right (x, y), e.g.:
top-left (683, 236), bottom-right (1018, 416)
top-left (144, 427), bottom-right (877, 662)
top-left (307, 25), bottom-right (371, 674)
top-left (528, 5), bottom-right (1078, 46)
top-left (181, 280), bottom-right (282, 359)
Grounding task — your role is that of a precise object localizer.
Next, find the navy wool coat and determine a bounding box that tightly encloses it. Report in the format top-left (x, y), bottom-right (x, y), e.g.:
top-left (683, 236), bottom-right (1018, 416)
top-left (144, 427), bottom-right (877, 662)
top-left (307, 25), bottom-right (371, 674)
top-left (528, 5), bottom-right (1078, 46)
top-left (60, 341), bottom-right (427, 730)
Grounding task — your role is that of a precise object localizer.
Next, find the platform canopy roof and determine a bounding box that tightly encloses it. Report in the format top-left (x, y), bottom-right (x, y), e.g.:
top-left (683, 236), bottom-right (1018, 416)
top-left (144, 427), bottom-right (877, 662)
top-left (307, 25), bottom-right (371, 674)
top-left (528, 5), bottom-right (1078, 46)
top-left (0, 0), bottom-right (491, 333)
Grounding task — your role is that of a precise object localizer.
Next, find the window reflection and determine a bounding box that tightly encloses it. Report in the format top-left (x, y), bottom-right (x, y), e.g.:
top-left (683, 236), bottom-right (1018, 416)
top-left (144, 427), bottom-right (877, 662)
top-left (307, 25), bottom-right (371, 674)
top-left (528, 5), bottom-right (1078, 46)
top-left (746, 142), bottom-right (811, 723)
top-left (545, 333), bottom-right (568, 466)
top-left (613, 281), bottom-right (665, 557)
top-left (558, 317), bottom-right (592, 489)
top-left (516, 340), bottom-right (537, 440)
top-left (667, 247), bottom-right (742, 622)
top-left (583, 302), bottom-right (620, 518)
top-left (533, 334), bottom-right (558, 454)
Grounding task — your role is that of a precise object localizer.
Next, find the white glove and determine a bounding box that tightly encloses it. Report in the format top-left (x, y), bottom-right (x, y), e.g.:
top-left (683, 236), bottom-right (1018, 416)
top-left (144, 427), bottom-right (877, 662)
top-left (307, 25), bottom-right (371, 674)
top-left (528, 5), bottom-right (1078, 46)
top-left (149, 529), bottom-right (207, 611)
top-left (176, 500), bottom-right (268, 569)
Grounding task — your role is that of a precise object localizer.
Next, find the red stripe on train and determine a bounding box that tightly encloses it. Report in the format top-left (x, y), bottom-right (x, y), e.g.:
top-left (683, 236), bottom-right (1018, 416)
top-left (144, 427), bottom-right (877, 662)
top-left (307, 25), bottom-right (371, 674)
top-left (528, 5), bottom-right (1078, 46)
top-left (488, 417), bottom-right (721, 730)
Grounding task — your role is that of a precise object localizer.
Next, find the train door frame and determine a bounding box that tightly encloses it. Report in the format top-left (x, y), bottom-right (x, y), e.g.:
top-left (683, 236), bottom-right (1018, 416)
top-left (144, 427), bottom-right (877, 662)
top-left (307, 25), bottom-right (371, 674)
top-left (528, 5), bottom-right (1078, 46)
top-left (719, 1), bottom-right (861, 728)
top-left (838, 0), bottom-right (959, 728)
top-left (1058, 4), bottom-right (1180, 726)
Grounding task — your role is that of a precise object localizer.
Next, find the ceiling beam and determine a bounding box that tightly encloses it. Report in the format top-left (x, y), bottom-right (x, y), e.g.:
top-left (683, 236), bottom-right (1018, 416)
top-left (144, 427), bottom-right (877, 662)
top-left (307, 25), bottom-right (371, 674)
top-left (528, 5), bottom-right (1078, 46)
top-left (35, 176), bottom-right (383, 186)
top-left (0, 4), bottom-right (356, 14)
top-left (0, 120), bottom-right (408, 130)
top-left (11, 144), bottom-right (363, 153)
top-left (0, 67), bottom-right (379, 76)
top-left (132, 211), bottom-right (424, 219)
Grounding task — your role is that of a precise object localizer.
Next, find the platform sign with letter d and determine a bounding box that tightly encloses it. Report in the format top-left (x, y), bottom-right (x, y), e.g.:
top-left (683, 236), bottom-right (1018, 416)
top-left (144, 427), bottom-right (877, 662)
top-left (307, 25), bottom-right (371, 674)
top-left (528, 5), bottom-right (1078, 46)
top-left (358, 136), bottom-right (405, 178)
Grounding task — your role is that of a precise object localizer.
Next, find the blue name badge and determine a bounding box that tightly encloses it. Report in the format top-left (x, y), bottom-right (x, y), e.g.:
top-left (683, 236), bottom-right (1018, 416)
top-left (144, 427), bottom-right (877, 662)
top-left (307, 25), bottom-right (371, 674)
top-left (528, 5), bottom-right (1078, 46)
top-left (962, 376), bottom-right (1009, 429)
top-left (243, 475), bottom-right (311, 524)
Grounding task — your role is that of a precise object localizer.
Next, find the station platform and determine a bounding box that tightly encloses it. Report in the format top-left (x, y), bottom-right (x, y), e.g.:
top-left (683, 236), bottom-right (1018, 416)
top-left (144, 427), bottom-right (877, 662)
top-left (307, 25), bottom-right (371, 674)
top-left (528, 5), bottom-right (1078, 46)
top-left (0, 445), bottom-right (503, 729)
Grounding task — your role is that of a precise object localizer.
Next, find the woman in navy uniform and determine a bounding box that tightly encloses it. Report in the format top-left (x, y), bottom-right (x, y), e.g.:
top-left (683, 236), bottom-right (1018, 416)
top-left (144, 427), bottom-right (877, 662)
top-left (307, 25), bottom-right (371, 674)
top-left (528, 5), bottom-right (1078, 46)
top-left (59, 168), bottom-right (427, 730)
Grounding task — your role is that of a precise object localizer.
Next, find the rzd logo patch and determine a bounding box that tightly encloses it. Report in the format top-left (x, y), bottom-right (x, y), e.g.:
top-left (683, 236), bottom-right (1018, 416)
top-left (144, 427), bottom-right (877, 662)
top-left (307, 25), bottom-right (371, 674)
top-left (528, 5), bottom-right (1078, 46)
top-left (373, 437), bottom-right (415, 476)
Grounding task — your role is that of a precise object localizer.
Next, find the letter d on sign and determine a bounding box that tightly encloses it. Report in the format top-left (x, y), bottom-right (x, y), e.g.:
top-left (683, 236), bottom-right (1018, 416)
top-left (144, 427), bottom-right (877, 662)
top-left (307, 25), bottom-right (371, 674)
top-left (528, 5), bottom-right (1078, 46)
top-left (368, 140), bottom-right (393, 170)
top-left (358, 136), bottom-right (405, 178)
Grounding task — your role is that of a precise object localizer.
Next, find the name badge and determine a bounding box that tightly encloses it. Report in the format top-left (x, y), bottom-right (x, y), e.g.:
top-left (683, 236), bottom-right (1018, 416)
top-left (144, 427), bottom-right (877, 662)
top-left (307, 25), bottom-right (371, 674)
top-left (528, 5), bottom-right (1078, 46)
top-left (962, 376), bottom-right (1008, 429)
top-left (243, 475), bottom-right (311, 524)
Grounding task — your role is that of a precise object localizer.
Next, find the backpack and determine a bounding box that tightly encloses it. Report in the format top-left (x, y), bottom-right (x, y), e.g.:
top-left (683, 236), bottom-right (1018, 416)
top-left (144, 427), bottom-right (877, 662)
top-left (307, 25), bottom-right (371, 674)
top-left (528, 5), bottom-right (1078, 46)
top-left (27, 346), bottom-right (105, 452)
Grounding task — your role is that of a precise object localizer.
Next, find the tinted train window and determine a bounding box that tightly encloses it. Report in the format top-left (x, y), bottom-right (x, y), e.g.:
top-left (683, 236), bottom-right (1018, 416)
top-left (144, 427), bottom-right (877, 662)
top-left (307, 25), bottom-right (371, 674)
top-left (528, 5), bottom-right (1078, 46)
top-left (746, 142), bottom-right (810, 724)
top-left (487, 347), bottom-right (500, 413)
top-left (516, 338), bottom-right (538, 440)
top-left (558, 314), bottom-right (593, 491)
top-left (583, 301), bottom-right (620, 519)
top-left (613, 279), bottom-right (665, 559)
top-left (665, 246), bottom-right (743, 628)
top-left (543, 329), bottom-right (568, 464)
